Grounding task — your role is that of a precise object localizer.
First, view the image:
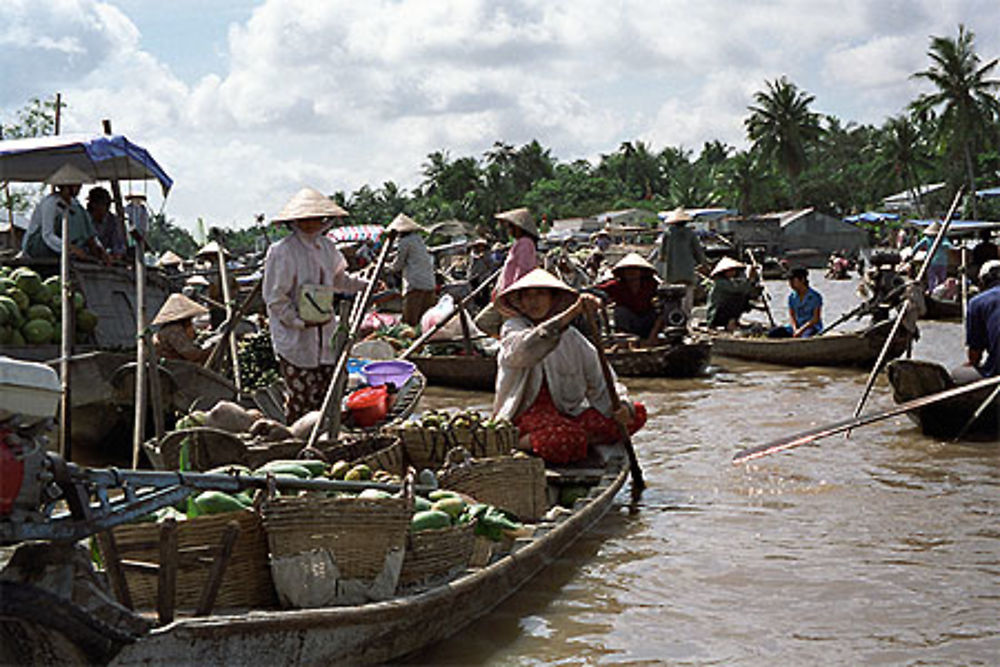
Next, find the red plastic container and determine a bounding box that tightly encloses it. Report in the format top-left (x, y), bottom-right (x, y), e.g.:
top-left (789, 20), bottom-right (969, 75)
top-left (346, 386), bottom-right (389, 427)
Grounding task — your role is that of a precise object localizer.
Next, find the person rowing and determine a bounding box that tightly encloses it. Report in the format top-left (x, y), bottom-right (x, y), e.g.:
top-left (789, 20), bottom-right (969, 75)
top-left (594, 253), bottom-right (664, 346)
top-left (952, 260), bottom-right (1000, 385)
top-left (493, 269), bottom-right (647, 465)
top-left (706, 256), bottom-right (761, 332)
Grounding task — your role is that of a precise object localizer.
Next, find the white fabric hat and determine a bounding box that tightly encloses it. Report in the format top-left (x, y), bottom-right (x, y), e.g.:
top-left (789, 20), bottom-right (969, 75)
top-left (710, 256), bottom-right (747, 277)
top-left (273, 187), bottom-right (348, 223)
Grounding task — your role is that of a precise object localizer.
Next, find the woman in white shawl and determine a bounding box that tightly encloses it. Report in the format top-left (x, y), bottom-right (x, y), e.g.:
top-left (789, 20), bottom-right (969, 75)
top-left (493, 269), bottom-right (646, 464)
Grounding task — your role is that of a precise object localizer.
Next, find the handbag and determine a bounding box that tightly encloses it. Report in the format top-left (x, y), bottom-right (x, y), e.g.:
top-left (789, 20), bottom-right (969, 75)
top-left (298, 283), bottom-right (336, 325)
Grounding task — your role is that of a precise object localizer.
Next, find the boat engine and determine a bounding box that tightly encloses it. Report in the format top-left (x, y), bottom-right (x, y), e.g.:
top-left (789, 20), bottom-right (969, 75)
top-left (657, 283), bottom-right (688, 340)
top-left (0, 418), bottom-right (54, 522)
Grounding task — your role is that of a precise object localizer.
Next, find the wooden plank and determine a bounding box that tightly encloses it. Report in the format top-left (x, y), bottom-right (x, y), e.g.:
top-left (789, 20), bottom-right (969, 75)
top-left (156, 518), bottom-right (178, 625)
top-left (96, 530), bottom-right (134, 610)
top-left (195, 520), bottom-right (241, 616)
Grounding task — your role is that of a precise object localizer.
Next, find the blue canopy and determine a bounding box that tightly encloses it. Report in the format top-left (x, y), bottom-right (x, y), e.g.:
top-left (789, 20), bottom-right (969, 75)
top-left (844, 211), bottom-right (899, 223)
top-left (907, 219), bottom-right (1000, 233)
top-left (0, 133), bottom-right (172, 195)
top-left (976, 186), bottom-right (1000, 198)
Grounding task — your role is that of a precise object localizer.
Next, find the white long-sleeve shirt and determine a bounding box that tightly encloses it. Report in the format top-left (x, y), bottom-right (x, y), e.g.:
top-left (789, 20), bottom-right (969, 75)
top-left (388, 232), bottom-right (435, 293)
top-left (23, 193), bottom-right (89, 254)
top-left (493, 315), bottom-right (628, 421)
top-left (263, 229), bottom-right (367, 368)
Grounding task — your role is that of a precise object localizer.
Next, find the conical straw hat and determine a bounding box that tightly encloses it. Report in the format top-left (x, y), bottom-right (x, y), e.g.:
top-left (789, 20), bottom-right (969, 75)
top-left (496, 268), bottom-right (577, 318)
top-left (46, 163), bottom-right (94, 185)
top-left (152, 293), bottom-right (209, 326)
top-left (495, 207), bottom-right (538, 238)
top-left (195, 240), bottom-right (229, 258)
top-left (665, 207), bottom-right (693, 224)
top-left (387, 213), bottom-right (423, 233)
top-left (273, 187), bottom-right (348, 223)
top-left (710, 256), bottom-right (747, 277)
top-left (158, 250), bottom-right (183, 267)
top-left (923, 222), bottom-right (942, 235)
top-left (612, 252), bottom-right (656, 274)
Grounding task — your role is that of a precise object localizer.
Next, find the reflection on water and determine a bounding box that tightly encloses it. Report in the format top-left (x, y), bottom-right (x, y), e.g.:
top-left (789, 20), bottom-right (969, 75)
top-left (412, 276), bottom-right (1000, 664)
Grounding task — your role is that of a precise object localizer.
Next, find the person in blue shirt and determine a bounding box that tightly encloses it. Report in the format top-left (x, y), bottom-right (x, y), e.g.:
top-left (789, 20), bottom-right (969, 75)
top-left (911, 222), bottom-right (953, 292)
top-left (954, 260), bottom-right (1000, 383)
top-left (769, 267), bottom-right (822, 338)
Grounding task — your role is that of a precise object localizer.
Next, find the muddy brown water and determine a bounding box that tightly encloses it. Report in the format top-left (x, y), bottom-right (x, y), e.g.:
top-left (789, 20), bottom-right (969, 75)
top-left (411, 276), bottom-right (1000, 665)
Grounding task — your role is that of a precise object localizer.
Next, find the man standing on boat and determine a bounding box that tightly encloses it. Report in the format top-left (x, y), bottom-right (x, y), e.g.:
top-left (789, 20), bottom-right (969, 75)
top-left (22, 164), bottom-right (107, 263)
top-left (263, 187), bottom-right (369, 423)
top-left (769, 267), bottom-right (823, 338)
top-left (658, 207), bottom-right (708, 315)
top-left (954, 260), bottom-right (1000, 384)
top-left (386, 213), bottom-right (436, 326)
top-left (706, 257), bottom-right (761, 331)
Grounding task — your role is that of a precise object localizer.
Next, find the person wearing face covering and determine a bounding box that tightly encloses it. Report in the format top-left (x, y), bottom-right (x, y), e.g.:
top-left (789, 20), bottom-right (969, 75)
top-left (493, 269), bottom-right (647, 464)
top-left (263, 187), bottom-right (368, 423)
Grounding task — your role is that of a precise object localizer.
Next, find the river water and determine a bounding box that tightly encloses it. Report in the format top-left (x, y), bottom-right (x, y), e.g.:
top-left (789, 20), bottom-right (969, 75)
top-left (412, 276), bottom-right (1000, 665)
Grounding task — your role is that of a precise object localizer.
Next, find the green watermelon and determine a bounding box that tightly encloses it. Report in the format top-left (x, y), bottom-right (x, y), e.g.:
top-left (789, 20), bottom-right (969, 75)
top-left (76, 309), bottom-right (98, 333)
top-left (23, 319), bottom-right (53, 344)
top-left (10, 329), bottom-right (25, 346)
top-left (13, 269), bottom-right (43, 299)
top-left (26, 304), bottom-right (54, 323)
top-left (43, 276), bottom-right (61, 300)
top-left (5, 288), bottom-right (28, 313)
top-left (0, 326), bottom-right (11, 344)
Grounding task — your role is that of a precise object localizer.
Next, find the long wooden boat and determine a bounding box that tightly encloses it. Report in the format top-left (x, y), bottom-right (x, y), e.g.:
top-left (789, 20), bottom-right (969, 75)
top-left (706, 320), bottom-right (912, 368)
top-left (88, 446), bottom-right (627, 664)
top-left (607, 338), bottom-right (711, 377)
top-left (886, 359), bottom-right (998, 439)
top-left (921, 294), bottom-right (962, 321)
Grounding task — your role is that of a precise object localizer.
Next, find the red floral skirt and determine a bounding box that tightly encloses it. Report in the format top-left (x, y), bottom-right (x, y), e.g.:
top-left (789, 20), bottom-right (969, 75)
top-left (514, 382), bottom-right (646, 464)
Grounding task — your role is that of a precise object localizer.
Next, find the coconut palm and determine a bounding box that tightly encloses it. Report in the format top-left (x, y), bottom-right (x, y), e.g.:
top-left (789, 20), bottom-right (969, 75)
top-left (875, 115), bottom-right (933, 217)
top-left (911, 24), bottom-right (1000, 217)
top-left (745, 77), bottom-right (823, 206)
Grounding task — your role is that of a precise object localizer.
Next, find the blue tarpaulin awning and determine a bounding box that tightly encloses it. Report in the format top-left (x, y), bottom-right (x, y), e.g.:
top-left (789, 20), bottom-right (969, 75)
top-left (0, 133), bottom-right (172, 195)
top-left (976, 186), bottom-right (1000, 198)
top-left (907, 219), bottom-right (1000, 233)
top-left (844, 211), bottom-right (899, 223)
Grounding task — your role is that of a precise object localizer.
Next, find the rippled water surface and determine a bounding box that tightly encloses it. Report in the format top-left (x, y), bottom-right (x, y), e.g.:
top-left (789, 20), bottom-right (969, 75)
top-left (411, 276), bottom-right (1000, 665)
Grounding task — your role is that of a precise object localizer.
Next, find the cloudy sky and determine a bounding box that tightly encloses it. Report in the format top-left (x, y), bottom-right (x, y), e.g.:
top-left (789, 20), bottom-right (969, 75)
top-left (2, 0), bottom-right (998, 230)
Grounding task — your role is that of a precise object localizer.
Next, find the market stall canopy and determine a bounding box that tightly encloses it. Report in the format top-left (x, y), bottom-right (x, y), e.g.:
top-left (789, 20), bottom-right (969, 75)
top-left (844, 211), bottom-right (899, 223)
top-left (0, 133), bottom-right (172, 195)
top-left (976, 186), bottom-right (1000, 198)
top-left (907, 219), bottom-right (1000, 235)
top-left (327, 224), bottom-right (385, 242)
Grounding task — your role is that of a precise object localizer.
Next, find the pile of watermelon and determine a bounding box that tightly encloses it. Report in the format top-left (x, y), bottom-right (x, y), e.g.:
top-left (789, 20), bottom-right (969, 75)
top-left (0, 266), bottom-right (98, 345)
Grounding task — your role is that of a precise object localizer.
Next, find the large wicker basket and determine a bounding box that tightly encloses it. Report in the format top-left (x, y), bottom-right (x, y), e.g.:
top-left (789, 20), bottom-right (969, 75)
top-left (395, 416), bottom-right (519, 470)
top-left (399, 522), bottom-right (476, 586)
top-left (437, 455), bottom-right (547, 521)
top-left (261, 495), bottom-right (410, 580)
top-left (109, 509), bottom-right (276, 611)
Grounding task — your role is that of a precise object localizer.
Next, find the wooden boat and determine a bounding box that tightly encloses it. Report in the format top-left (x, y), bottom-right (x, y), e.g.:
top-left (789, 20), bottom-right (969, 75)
top-left (410, 354), bottom-right (497, 391)
top-left (607, 338), bottom-right (711, 377)
top-left (922, 294), bottom-right (962, 321)
top-left (706, 320), bottom-right (912, 368)
top-left (0, 446), bottom-right (627, 664)
top-left (886, 359), bottom-right (998, 439)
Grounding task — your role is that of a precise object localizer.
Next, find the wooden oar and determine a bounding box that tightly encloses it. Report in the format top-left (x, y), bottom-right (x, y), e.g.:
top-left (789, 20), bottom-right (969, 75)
top-left (952, 377), bottom-right (1000, 441)
top-left (960, 246), bottom-right (969, 330)
top-left (398, 266), bottom-right (502, 360)
top-left (583, 309), bottom-right (645, 499)
top-left (850, 187), bottom-right (964, 424)
top-left (306, 230), bottom-right (397, 450)
top-left (733, 373), bottom-right (1000, 464)
top-left (745, 248), bottom-right (776, 328)
top-left (204, 278), bottom-right (263, 373)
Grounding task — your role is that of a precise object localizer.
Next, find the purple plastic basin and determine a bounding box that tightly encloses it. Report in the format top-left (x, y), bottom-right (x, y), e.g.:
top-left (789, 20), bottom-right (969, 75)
top-left (361, 360), bottom-right (415, 387)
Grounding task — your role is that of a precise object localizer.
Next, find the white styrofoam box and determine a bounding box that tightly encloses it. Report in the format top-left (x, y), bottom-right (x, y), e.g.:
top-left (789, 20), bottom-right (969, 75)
top-left (0, 355), bottom-right (61, 421)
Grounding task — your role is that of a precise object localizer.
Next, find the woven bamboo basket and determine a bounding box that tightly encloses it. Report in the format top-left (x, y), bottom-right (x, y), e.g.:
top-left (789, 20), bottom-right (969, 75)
top-left (399, 522), bottom-right (476, 586)
top-left (437, 455), bottom-right (547, 521)
top-left (261, 496), bottom-right (410, 581)
top-left (396, 421), bottom-right (519, 470)
top-left (355, 438), bottom-right (406, 476)
top-left (109, 509), bottom-right (276, 611)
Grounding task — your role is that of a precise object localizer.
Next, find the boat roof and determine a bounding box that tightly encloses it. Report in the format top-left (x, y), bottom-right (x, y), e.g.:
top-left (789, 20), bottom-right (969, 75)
top-left (0, 133), bottom-right (172, 195)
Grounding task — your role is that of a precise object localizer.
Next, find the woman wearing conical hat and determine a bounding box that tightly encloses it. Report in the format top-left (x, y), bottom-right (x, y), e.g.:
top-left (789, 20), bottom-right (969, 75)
top-left (493, 269), bottom-right (646, 465)
top-left (386, 213), bottom-right (436, 326)
top-left (263, 187), bottom-right (368, 423)
top-left (152, 293), bottom-right (211, 363)
top-left (706, 256), bottom-right (761, 331)
top-left (593, 253), bottom-right (663, 345)
top-left (474, 207), bottom-right (540, 335)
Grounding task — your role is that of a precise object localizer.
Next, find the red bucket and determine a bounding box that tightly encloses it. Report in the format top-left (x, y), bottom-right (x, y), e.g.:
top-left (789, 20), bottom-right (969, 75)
top-left (346, 386), bottom-right (389, 427)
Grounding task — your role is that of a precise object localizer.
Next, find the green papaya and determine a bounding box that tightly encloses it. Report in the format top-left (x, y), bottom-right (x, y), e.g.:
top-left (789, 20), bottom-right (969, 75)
top-left (344, 464), bottom-right (372, 481)
top-left (428, 489), bottom-right (460, 502)
top-left (414, 496), bottom-right (433, 512)
top-left (432, 496), bottom-right (465, 519)
top-left (260, 459), bottom-right (326, 477)
top-left (410, 509), bottom-right (452, 532)
top-left (254, 462), bottom-right (311, 478)
top-left (329, 460), bottom-right (351, 480)
top-left (193, 490), bottom-right (247, 515)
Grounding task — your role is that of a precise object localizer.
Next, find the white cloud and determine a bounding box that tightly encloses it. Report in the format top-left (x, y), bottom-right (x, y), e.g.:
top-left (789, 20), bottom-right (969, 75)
top-left (1, 0), bottom-right (998, 229)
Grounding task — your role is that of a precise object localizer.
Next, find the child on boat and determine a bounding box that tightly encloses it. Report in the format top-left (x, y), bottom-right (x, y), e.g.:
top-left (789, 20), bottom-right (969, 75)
top-left (493, 269), bottom-right (646, 464)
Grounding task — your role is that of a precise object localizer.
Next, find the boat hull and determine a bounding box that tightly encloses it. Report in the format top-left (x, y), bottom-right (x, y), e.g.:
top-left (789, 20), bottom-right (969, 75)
top-left (709, 321), bottom-right (911, 368)
top-left (410, 354), bottom-right (497, 391)
top-left (607, 340), bottom-right (711, 378)
top-left (922, 295), bottom-right (962, 321)
top-left (110, 454), bottom-right (628, 665)
top-left (886, 359), bottom-right (998, 439)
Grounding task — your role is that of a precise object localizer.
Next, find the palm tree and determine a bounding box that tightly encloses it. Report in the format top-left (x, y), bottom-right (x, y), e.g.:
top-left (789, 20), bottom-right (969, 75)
top-left (745, 76), bottom-right (823, 205)
top-left (715, 151), bottom-right (768, 216)
top-left (876, 115), bottom-right (933, 217)
top-left (911, 24), bottom-right (1000, 218)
